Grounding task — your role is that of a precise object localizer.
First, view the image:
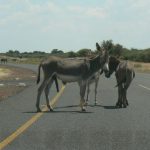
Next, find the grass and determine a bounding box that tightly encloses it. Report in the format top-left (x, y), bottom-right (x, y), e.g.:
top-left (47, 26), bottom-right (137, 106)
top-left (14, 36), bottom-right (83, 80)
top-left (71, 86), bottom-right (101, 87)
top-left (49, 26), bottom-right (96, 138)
top-left (129, 61), bottom-right (150, 73)
top-left (19, 58), bottom-right (42, 64)
top-left (0, 68), bottom-right (12, 78)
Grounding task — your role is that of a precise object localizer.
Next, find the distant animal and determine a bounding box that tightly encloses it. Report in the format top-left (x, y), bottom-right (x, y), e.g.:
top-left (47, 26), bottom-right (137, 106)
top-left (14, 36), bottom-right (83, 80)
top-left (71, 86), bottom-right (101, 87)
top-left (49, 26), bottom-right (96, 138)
top-left (1, 58), bottom-right (7, 64)
top-left (11, 58), bottom-right (17, 62)
top-left (36, 43), bottom-right (110, 112)
top-left (104, 56), bottom-right (135, 108)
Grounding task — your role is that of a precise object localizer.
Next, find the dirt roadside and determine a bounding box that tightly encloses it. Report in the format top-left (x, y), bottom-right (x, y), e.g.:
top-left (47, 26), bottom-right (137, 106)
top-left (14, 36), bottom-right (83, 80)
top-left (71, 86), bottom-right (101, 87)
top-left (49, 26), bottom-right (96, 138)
top-left (0, 65), bottom-right (37, 101)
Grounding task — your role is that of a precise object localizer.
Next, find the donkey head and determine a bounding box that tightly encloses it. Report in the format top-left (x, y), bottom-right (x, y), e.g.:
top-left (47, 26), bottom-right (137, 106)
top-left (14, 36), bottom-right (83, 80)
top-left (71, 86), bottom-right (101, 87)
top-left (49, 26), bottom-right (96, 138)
top-left (104, 56), bottom-right (120, 78)
top-left (96, 42), bottom-right (109, 74)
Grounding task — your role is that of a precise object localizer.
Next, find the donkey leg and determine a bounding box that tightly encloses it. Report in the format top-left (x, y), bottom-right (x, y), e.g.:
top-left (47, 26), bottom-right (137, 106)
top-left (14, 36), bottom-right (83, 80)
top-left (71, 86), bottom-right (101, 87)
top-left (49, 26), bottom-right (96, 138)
top-left (124, 89), bottom-right (128, 106)
top-left (36, 79), bottom-right (48, 112)
top-left (86, 83), bottom-right (90, 105)
top-left (119, 86), bottom-right (125, 108)
top-left (94, 79), bottom-right (99, 105)
top-left (44, 79), bottom-right (54, 111)
top-left (124, 81), bottom-right (131, 106)
top-left (116, 85), bottom-right (123, 108)
top-left (122, 88), bottom-right (127, 108)
top-left (116, 86), bottom-right (121, 107)
top-left (79, 83), bottom-right (87, 111)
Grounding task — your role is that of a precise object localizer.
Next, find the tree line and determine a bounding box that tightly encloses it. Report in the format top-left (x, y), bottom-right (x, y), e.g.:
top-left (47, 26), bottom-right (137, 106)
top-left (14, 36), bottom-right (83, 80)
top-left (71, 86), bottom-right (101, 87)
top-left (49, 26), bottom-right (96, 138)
top-left (1, 40), bottom-right (150, 62)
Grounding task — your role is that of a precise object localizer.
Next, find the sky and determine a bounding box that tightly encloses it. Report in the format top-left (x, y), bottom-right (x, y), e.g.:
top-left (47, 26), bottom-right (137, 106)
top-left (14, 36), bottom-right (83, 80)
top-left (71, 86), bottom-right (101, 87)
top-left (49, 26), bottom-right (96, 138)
top-left (0, 0), bottom-right (150, 52)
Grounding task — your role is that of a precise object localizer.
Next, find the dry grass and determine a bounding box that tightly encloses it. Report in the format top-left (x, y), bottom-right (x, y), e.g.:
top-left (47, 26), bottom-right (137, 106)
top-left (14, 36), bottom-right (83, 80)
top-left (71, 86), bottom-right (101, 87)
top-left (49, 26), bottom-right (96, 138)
top-left (0, 68), bottom-right (12, 79)
top-left (19, 58), bottom-right (42, 64)
top-left (0, 65), bottom-right (36, 81)
top-left (129, 61), bottom-right (150, 73)
top-left (0, 65), bottom-right (36, 101)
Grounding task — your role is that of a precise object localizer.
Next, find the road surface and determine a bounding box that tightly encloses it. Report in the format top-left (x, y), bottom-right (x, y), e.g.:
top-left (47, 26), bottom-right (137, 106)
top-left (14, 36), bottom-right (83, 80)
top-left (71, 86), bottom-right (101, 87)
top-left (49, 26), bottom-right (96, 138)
top-left (0, 63), bottom-right (150, 150)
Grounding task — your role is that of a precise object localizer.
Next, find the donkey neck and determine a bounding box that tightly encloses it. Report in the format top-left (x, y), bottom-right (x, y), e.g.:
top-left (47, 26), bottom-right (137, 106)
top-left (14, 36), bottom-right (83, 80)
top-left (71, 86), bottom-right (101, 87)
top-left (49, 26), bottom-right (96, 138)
top-left (114, 59), bottom-right (120, 72)
top-left (89, 55), bottom-right (101, 74)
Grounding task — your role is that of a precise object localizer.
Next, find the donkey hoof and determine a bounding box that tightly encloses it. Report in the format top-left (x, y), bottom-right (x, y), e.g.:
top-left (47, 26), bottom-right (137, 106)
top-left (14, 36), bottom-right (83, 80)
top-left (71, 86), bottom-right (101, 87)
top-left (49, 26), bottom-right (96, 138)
top-left (49, 107), bottom-right (54, 112)
top-left (47, 105), bottom-right (53, 111)
top-left (116, 104), bottom-right (119, 107)
top-left (85, 101), bottom-right (88, 106)
top-left (82, 107), bottom-right (86, 112)
top-left (123, 105), bottom-right (127, 108)
top-left (95, 101), bottom-right (98, 106)
top-left (119, 105), bottom-right (122, 108)
top-left (37, 108), bottom-right (41, 112)
top-left (50, 108), bottom-right (53, 112)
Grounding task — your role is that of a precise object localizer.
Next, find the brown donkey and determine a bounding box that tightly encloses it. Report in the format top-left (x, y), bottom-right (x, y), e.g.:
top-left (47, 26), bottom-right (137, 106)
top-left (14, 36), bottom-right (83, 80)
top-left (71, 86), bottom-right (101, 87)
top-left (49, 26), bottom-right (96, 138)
top-left (104, 56), bottom-right (135, 108)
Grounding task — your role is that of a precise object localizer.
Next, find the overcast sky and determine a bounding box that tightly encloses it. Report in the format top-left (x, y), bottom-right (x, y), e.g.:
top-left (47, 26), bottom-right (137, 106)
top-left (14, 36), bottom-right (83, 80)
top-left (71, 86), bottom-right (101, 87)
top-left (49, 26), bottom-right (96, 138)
top-left (0, 0), bottom-right (150, 52)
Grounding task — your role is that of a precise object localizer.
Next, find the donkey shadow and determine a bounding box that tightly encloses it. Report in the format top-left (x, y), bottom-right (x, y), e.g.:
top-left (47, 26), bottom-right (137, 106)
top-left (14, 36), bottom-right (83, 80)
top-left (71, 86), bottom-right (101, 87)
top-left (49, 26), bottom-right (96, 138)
top-left (23, 105), bottom-right (93, 114)
top-left (55, 104), bottom-right (119, 110)
top-left (56, 104), bottom-right (120, 110)
top-left (23, 110), bottom-right (93, 114)
top-left (88, 104), bottom-right (120, 109)
top-left (23, 104), bottom-right (121, 114)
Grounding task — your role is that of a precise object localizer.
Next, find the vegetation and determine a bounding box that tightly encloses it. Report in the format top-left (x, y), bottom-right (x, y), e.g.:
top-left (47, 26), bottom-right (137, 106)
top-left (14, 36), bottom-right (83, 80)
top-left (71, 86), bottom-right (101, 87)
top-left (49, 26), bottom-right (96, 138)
top-left (1, 40), bottom-right (150, 63)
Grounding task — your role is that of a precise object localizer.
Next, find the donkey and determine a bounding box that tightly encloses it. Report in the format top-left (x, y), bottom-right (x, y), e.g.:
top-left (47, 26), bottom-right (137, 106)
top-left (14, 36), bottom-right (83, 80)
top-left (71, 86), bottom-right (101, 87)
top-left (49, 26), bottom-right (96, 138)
top-left (104, 56), bottom-right (135, 108)
top-left (1, 58), bottom-right (7, 64)
top-left (36, 43), bottom-right (109, 112)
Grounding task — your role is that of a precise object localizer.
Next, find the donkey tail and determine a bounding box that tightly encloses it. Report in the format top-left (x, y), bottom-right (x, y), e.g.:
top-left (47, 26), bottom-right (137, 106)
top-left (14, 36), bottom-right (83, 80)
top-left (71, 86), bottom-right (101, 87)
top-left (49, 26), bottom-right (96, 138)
top-left (37, 64), bottom-right (41, 84)
top-left (133, 70), bottom-right (135, 78)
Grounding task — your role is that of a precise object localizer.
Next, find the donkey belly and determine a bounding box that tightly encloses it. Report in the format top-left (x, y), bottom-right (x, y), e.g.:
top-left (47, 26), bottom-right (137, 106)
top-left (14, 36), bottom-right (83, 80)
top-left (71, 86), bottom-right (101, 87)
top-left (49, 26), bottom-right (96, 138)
top-left (57, 74), bottom-right (81, 82)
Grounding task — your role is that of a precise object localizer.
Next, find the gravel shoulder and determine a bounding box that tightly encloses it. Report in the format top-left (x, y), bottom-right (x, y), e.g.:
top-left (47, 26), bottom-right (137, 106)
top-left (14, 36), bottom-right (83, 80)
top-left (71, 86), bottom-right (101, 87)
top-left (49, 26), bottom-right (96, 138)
top-left (0, 65), bottom-right (37, 101)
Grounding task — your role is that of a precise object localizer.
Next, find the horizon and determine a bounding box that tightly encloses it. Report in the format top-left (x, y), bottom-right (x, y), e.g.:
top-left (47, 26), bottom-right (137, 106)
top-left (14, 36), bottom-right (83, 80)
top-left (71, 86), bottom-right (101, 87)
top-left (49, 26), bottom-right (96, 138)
top-left (0, 0), bottom-right (150, 53)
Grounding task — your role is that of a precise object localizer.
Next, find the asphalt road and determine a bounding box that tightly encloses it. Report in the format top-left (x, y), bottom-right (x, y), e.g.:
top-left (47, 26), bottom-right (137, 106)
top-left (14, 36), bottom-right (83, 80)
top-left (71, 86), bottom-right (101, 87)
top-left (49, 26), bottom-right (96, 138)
top-left (0, 63), bottom-right (150, 150)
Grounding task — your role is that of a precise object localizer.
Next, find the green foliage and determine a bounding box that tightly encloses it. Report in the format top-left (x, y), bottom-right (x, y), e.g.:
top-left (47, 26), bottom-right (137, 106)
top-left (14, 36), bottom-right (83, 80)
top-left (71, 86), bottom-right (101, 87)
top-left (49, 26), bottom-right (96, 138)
top-left (110, 44), bottom-right (123, 57)
top-left (101, 40), bottom-right (113, 51)
top-left (2, 40), bottom-right (150, 62)
top-left (5, 50), bottom-right (48, 58)
top-left (6, 50), bottom-right (20, 57)
top-left (51, 49), bottom-right (64, 54)
top-left (77, 49), bottom-right (91, 57)
top-left (122, 48), bottom-right (150, 62)
top-left (65, 51), bottom-right (77, 57)
top-left (100, 40), bottom-right (123, 57)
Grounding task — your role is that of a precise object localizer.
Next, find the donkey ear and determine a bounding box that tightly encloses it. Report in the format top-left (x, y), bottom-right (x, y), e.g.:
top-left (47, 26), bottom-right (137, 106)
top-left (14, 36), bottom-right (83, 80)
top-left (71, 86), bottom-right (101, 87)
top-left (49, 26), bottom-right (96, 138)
top-left (96, 43), bottom-right (101, 51)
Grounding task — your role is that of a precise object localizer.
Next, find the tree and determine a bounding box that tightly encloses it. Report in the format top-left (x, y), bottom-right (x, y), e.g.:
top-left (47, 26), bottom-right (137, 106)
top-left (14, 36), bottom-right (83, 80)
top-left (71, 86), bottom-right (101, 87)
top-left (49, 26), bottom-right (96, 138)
top-left (101, 40), bottom-right (113, 51)
top-left (66, 51), bottom-right (77, 57)
top-left (77, 49), bottom-right (91, 57)
top-left (51, 49), bottom-right (64, 54)
top-left (111, 44), bottom-right (123, 57)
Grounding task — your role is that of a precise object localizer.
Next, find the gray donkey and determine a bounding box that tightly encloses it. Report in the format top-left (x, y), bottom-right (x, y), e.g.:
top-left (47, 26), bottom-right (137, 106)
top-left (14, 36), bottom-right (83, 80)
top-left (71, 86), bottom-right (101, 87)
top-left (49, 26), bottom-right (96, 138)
top-left (36, 43), bottom-right (109, 112)
top-left (104, 56), bottom-right (135, 108)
